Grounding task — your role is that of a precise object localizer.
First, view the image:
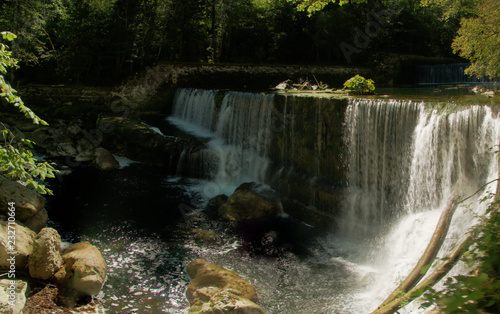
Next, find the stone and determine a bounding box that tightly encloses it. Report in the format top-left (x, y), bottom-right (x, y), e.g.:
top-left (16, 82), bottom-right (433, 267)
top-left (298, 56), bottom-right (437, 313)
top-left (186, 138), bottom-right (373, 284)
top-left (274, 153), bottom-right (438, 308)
top-left (218, 182), bottom-right (282, 223)
top-left (24, 285), bottom-right (106, 313)
top-left (189, 228), bottom-right (219, 242)
top-left (99, 116), bottom-right (202, 171)
top-left (206, 194), bottom-right (228, 211)
top-left (189, 290), bottom-right (264, 314)
top-left (22, 207), bottom-right (48, 233)
top-left (186, 259), bottom-right (258, 302)
top-left (0, 279), bottom-right (28, 314)
top-left (186, 259), bottom-right (264, 314)
top-left (54, 241), bottom-right (107, 308)
top-left (0, 175), bottom-right (46, 223)
top-left (28, 227), bottom-right (63, 280)
top-left (56, 143), bottom-right (77, 157)
top-left (93, 147), bottom-right (120, 170)
top-left (0, 220), bottom-right (36, 269)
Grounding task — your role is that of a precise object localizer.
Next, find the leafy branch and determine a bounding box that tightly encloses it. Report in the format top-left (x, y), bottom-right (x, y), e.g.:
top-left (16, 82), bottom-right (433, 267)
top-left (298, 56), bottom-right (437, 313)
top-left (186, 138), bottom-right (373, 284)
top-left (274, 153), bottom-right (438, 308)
top-left (0, 31), bottom-right (57, 194)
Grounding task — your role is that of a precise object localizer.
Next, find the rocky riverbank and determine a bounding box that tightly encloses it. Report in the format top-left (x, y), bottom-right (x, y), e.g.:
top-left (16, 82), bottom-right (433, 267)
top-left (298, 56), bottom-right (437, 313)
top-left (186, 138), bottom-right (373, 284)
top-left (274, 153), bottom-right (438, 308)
top-left (0, 176), bottom-right (107, 313)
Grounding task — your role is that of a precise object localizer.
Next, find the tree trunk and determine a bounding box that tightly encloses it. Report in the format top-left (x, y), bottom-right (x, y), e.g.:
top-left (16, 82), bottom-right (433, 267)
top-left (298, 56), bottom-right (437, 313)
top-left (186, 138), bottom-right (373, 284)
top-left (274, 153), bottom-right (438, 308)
top-left (372, 193), bottom-right (460, 312)
top-left (372, 233), bottom-right (472, 314)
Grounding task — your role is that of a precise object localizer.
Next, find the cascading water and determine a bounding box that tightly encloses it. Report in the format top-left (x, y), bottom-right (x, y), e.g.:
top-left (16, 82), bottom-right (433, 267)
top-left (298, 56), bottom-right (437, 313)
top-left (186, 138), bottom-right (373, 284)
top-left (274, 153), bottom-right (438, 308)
top-left (341, 99), bottom-right (500, 312)
top-left (166, 89), bottom-right (500, 313)
top-left (168, 88), bottom-right (274, 197)
top-left (341, 99), bottom-right (421, 237)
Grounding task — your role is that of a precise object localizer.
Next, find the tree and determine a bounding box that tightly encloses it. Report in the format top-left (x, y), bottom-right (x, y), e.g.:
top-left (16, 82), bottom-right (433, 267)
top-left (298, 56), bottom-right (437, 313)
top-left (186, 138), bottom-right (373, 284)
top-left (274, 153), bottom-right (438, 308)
top-left (451, 0), bottom-right (500, 79)
top-left (288, 0), bottom-right (368, 15)
top-left (0, 31), bottom-right (57, 194)
top-left (420, 0), bottom-right (499, 79)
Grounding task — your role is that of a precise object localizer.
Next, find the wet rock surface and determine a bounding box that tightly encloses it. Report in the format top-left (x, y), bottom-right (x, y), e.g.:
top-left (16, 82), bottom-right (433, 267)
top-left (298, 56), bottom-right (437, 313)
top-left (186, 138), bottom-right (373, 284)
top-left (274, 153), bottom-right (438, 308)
top-left (186, 259), bottom-right (264, 314)
top-left (218, 182), bottom-right (282, 224)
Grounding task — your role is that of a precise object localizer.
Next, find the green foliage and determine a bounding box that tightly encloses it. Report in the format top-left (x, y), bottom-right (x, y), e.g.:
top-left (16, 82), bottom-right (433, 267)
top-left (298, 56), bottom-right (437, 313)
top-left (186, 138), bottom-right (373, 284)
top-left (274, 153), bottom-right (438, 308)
top-left (0, 0), bottom-right (466, 81)
top-left (0, 31), bottom-right (57, 195)
top-left (343, 75), bottom-right (375, 94)
top-left (421, 0), bottom-right (500, 79)
top-left (452, 0), bottom-right (500, 79)
top-left (288, 0), bottom-right (367, 15)
top-left (420, 198), bottom-right (500, 313)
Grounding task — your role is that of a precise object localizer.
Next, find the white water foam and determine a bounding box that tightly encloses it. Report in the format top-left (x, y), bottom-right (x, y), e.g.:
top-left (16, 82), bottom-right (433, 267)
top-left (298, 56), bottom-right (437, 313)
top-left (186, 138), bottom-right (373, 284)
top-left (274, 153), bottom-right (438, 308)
top-left (342, 101), bottom-right (500, 312)
top-left (166, 90), bottom-right (500, 313)
top-left (168, 88), bottom-right (275, 198)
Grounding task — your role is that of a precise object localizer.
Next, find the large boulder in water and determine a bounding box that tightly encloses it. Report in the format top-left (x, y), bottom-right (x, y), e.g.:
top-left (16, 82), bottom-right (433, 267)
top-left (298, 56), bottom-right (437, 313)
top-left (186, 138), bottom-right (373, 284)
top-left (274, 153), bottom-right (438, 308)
top-left (218, 182), bottom-right (282, 223)
top-left (53, 241), bottom-right (106, 307)
top-left (186, 259), bottom-right (263, 313)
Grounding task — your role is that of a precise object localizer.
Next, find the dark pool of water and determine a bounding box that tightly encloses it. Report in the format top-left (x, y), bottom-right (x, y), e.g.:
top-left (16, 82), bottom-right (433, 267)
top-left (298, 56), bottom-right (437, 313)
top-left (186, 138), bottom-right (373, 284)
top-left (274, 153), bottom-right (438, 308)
top-left (45, 162), bottom-right (361, 313)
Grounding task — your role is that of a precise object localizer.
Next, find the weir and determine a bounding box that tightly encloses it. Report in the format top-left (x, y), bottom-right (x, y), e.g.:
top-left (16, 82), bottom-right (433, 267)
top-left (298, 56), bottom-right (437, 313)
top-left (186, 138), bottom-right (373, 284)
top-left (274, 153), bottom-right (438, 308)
top-left (169, 88), bottom-right (499, 231)
top-left (167, 88), bottom-right (500, 311)
top-left (168, 89), bottom-right (275, 196)
top-left (417, 63), bottom-right (493, 85)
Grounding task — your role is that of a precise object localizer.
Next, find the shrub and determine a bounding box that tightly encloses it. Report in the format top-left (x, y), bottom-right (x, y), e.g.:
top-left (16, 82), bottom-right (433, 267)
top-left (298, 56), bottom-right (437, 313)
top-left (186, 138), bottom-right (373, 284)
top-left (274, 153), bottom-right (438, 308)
top-left (343, 75), bottom-right (375, 94)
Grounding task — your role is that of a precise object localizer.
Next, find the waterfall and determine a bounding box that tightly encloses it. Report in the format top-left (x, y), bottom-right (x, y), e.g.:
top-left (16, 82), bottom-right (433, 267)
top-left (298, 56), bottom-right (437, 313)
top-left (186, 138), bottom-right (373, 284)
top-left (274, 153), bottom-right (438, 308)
top-left (342, 99), bottom-right (500, 312)
top-left (168, 88), bottom-right (274, 197)
top-left (342, 99), bottom-right (500, 236)
top-left (171, 88), bottom-right (218, 131)
top-left (417, 63), bottom-right (493, 85)
top-left (167, 89), bottom-right (500, 312)
top-left (341, 99), bottom-right (421, 236)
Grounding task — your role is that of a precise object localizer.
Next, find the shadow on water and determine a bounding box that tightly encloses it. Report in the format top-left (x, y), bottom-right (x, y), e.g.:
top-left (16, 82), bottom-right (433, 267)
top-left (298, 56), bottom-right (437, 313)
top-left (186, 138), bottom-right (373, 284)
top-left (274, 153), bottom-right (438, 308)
top-left (45, 162), bottom-right (355, 313)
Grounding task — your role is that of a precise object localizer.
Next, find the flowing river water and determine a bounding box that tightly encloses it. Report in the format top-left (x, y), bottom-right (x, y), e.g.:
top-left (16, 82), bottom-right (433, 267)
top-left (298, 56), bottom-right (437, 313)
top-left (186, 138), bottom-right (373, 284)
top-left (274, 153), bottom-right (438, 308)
top-left (47, 88), bottom-right (500, 313)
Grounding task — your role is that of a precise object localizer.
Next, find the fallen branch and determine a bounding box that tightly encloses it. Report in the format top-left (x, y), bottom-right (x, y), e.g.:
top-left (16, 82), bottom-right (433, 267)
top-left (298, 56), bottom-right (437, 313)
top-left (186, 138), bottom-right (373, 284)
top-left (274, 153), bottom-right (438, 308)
top-left (372, 233), bottom-right (473, 314)
top-left (372, 177), bottom-right (500, 314)
top-left (373, 193), bottom-right (461, 312)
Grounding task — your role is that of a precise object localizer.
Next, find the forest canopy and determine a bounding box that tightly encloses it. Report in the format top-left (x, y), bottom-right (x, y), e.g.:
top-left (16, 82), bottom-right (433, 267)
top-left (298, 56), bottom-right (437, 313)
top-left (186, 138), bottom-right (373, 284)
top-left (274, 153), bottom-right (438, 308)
top-left (0, 0), bottom-right (490, 83)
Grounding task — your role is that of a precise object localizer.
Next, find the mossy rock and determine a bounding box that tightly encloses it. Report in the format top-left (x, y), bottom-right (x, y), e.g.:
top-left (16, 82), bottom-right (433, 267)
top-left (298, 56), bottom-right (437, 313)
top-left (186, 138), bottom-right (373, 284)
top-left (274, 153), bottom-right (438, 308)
top-left (218, 182), bottom-right (282, 223)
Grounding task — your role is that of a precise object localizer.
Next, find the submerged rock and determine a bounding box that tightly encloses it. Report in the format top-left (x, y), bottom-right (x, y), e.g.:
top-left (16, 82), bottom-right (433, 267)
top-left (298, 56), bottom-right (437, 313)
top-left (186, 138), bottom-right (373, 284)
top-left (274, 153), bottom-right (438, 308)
top-left (218, 182), bottom-right (282, 223)
top-left (93, 147), bottom-right (120, 170)
top-left (54, 241), bottom-right (107, 308)
top-left (189, 289), bottom-right (264, 314)
top-left (186, 259), bottom-right (263, 314)
top-left (188, 228), bottom-right (219, 242)
top-left (28, 227), bottom-right (63, 280)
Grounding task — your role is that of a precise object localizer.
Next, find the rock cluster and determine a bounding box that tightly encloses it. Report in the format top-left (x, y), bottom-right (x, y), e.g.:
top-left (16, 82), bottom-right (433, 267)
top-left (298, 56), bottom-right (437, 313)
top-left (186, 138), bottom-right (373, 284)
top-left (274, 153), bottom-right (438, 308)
top-left (186, 259), bottom-right (264, 313)
top-left (0, 175), bottom-right (106, 313)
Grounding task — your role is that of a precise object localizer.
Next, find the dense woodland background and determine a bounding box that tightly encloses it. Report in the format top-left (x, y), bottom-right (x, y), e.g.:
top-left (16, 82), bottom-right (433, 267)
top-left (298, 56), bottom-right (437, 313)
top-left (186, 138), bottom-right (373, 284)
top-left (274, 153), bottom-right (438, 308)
top-left (0, 0), bottom-right (469, 84)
